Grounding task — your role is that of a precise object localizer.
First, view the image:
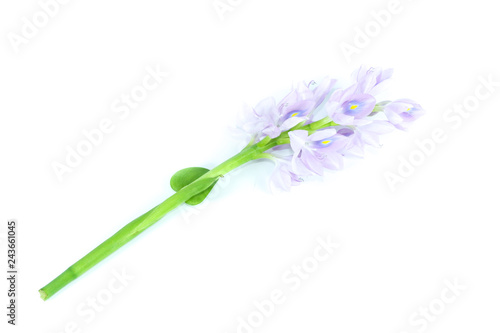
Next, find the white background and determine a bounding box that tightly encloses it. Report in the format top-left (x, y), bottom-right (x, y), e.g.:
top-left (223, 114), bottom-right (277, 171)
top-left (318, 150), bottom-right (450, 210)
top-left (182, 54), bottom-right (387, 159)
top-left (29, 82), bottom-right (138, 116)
top-left (1, 0), bottom-right (499, 332)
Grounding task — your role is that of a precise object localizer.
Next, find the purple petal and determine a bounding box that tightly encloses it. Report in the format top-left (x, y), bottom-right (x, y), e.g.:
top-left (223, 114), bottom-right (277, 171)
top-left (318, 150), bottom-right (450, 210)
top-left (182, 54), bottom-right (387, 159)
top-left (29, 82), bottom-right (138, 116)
top-left (289, 130), bottom-right (309, 153)
top-left (309, 128), bottom-right (337, 141)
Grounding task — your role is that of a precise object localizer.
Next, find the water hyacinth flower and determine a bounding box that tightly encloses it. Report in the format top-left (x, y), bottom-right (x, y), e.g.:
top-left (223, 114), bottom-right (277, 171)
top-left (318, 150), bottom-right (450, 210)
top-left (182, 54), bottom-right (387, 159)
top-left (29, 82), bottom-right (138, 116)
top-left (238, 78), bottom-right (337, 143)
top-left (289, 129), bottom-right (345, 176)
top-left (383, 98), bottom-right (425, 130)
top-left (352, 65), bottom-right (393, 95)
top-left (39, 66), bottom-right (424, 300)
top-left (326, 88), bottom-right (376, 125)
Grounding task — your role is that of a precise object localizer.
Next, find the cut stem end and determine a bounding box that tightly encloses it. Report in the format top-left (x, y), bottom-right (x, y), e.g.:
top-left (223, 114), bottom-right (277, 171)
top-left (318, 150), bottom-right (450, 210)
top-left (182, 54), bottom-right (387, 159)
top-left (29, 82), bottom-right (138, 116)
top-left (39, 289), bottom-right (48, 301)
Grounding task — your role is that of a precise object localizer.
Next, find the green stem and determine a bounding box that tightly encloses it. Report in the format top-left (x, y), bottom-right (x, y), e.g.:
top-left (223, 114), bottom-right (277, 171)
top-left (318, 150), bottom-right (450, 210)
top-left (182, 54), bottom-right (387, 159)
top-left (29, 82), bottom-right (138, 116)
top-left (39, 117), bottom-right (337, 301)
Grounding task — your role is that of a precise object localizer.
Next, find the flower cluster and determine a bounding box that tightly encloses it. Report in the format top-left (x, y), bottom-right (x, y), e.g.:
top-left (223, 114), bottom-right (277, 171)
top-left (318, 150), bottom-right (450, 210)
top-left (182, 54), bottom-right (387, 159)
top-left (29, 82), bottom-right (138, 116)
top-left (238, 66), bottom-right (424, 190)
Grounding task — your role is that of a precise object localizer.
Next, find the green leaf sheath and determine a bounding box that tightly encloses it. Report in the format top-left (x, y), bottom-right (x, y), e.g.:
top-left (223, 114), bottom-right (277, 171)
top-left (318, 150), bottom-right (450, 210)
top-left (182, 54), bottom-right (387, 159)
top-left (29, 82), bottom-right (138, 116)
top-left (38, 117), bottom-right (336, 301)
top-left (170, 167), bottom-right (217, 205)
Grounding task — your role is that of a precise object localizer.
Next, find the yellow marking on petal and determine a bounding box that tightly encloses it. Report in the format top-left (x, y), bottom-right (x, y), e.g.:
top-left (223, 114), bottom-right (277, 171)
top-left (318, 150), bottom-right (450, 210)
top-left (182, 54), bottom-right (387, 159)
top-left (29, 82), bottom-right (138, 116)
top-left (407, 108), bottom-right (412, 111)
top-left (291, 112), bottom-right (299, 117)
top-left (349, 104), bottom-right (358, 110)
top-left (322, 140), bottom-right (332, 145)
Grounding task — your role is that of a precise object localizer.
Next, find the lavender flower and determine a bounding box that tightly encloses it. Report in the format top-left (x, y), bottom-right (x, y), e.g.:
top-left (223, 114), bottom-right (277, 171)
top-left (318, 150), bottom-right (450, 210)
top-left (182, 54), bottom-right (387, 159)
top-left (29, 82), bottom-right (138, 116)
top-left (237, 66), bottom-right (424, 190)
top-left (270, 155), bottom-right (303, 191)
top-left (238, 78), bottom-right (337, 143)
top-left (325, 66), bottom-right (393, 126)
top-left (352, 65), bottom-right (393, 95)
top-left (383, 99), bottom-right (425, 130)
top-left (326, 86), bottom-right (376, 125)
top-left (289, 129), bottom-right (346, 176)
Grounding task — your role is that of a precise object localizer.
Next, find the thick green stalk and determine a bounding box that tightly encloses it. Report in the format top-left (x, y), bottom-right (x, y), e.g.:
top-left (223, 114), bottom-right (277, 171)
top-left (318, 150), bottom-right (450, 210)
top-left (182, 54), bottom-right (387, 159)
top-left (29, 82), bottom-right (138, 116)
top-left (39, 117), bottom-right (336, 300)
top-left (39, 145), bottom-right (266, 300)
